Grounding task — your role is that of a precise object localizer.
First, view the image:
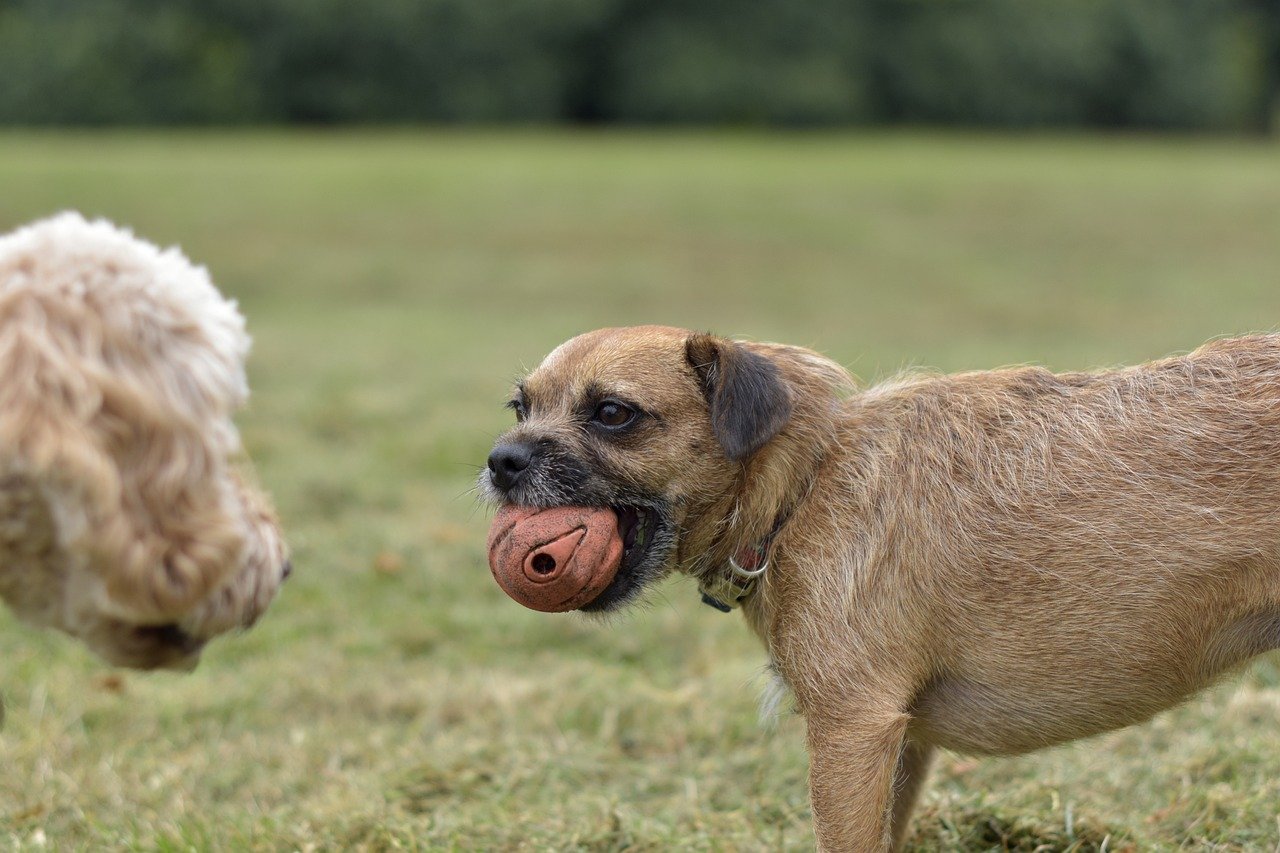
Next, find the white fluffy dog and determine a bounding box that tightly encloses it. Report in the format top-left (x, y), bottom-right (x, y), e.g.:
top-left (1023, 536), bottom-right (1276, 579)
top-left (0, 213), bottom-right (289, 669)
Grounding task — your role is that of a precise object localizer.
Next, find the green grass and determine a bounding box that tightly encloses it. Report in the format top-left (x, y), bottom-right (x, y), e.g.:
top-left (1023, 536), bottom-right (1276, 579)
top-left (1, 131), bottom-right (1279, 851)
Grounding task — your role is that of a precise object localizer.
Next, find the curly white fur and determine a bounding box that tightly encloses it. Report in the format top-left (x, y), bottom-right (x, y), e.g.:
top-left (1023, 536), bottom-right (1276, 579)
top-left (0, 213), bottom-right (288, 669)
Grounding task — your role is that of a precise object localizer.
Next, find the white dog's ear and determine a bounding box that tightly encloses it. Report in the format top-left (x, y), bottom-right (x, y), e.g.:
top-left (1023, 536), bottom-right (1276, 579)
top-left (0, 309), bottom-right (248, 623)
top-left (0, 318), bottom-right (120, 518)
top-left (685, 333), bottom-right (795, 461)
top-left (94, 364), bottom-right (248, 622)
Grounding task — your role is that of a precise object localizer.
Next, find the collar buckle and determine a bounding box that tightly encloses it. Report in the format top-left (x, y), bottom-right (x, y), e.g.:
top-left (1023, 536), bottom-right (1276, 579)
top-left (696, 509), bottom-right (791, 613)
top-left (698, 549), bottom-right (770, 613)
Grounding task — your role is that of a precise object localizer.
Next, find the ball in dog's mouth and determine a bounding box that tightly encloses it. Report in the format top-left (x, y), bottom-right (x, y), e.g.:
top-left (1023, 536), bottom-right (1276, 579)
top-left (487, 505), bottom-right (631, 612)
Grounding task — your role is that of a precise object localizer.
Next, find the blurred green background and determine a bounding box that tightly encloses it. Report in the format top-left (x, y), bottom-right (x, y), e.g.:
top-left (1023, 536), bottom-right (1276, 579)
top-left (2, 2), bottom-right (1280, 850)
top-left (0, 0), bottom-right (1277, 131)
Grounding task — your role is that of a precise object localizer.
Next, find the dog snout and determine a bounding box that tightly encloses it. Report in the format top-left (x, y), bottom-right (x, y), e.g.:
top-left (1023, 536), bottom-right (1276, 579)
top-left (488, 441), bottom-right (536, 491)
top-left (281, 559), bottom-right (293, 581)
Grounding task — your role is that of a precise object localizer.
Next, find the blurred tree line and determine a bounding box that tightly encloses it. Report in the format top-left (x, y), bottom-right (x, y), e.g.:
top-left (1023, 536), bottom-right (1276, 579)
top-left (0, 0), bottom-right (1276, 130)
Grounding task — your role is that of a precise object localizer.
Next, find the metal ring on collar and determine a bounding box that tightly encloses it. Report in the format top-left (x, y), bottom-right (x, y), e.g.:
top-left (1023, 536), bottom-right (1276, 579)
top-left (728, 554), bottom-right (769, 580)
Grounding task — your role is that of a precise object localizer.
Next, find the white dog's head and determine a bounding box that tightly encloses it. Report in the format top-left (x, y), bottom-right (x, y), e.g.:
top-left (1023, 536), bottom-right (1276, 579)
top-left (0, 213), bottom-right (289, 669)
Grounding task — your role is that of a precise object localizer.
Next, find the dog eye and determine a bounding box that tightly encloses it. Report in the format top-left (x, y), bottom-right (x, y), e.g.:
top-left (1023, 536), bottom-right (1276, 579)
top-left (506, 399), bottom-right (528, 422)
top-left (593, 401), bottom-right (635, 428)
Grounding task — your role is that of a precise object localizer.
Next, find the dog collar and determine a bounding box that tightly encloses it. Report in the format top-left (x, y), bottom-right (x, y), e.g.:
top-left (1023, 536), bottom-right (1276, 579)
top-left (698, 514), bottom-right (788, 613)
top-left (698, 543), bottom-right (769, 612)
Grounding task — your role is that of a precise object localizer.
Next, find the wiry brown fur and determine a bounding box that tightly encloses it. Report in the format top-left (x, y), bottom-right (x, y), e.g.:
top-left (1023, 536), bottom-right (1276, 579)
top-left (0, 213), bottom-right (289, 670)
top-left (494, 325), bottom-right (1280, 851)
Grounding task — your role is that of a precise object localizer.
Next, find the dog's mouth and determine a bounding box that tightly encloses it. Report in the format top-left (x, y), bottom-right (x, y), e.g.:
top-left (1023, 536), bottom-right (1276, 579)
top-left (616, 506), bottom-right (654, 569)
top-left (121, 622), bottom-right (206, 669)
top-left (580, 503), bottom-right (672, 613)
top-left (132, 622), bottom-right (202, 651)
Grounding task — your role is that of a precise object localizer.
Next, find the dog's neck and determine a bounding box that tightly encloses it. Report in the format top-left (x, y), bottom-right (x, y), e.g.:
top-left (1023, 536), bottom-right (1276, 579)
top-left (683, 341), bottom-right (852, 608)
top-left (696, 499), bottom-right (793, 611)
top-left (692, 399), bottom-right (838, 610)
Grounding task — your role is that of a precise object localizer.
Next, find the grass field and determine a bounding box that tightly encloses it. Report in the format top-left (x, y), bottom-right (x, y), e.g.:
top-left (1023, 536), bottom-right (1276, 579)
top-left (1, 132), bottom-right (1279, 851)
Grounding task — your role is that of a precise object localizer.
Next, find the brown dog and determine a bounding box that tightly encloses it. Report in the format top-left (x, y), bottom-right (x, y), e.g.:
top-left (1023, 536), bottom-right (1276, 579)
top-left (484, 325), bottom-right (1280, 850)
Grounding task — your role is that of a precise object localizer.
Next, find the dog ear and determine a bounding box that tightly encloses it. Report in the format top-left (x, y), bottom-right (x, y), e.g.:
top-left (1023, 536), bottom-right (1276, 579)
top-left (685, 333), bottom-right (794, 461)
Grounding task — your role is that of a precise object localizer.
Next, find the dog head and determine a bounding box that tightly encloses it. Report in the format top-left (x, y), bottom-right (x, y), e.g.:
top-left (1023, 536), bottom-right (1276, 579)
top-left (483, 325), bottom-right (850, 612)
top-left (0, 213), bottom-right (290, 669)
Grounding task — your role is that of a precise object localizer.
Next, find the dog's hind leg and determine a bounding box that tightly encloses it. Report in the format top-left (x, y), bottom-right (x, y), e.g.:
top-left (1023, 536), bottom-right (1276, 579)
top-left (889, 739), bottom-right (934, 852)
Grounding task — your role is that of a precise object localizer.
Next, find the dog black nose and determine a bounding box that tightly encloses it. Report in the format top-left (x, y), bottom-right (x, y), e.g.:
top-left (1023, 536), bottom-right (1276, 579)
top-left (281, 559), bottom-right (293, 581)
top-left (488, 442), bottom-right (534, 491)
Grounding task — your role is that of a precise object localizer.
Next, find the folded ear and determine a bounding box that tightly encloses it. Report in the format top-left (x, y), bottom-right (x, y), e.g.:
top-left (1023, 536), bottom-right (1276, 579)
top-left (685, 333), bottom-right (794, 462)
top-left (0, 322), bottom-right (121, 518)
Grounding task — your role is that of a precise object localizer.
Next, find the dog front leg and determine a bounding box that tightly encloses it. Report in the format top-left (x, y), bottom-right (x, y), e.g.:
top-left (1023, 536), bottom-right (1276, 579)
top-left (806, 707), bottom-right (910, 852)
top-left (889, 739), bottom-right (933, 852)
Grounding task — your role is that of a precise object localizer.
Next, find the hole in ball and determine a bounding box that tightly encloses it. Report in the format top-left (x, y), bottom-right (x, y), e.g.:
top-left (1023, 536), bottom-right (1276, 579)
top-left (531, 553), bottom-right (557, 575)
